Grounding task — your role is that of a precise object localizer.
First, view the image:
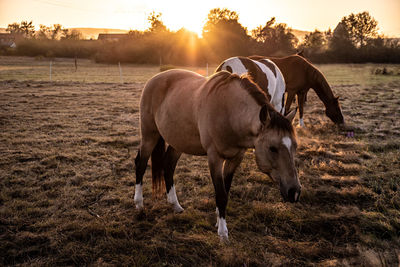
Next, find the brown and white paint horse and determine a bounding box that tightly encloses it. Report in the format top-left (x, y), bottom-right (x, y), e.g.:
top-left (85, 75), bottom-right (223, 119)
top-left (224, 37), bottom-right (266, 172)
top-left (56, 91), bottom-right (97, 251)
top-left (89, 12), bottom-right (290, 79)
top-left (215, 56), bottom-right (286, 114)
top-left (134, 69), bottom-right (300, 241)
top-left (250, 54), bottom-right (344, 127)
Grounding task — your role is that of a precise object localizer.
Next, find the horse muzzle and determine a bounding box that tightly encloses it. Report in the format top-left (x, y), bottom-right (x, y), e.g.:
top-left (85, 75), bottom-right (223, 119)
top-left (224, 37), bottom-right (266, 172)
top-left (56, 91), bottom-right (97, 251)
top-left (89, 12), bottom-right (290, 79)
top-left (287, 187), bottom-right (301, 203)
top-left (280, 184), bottom-right (301, 203)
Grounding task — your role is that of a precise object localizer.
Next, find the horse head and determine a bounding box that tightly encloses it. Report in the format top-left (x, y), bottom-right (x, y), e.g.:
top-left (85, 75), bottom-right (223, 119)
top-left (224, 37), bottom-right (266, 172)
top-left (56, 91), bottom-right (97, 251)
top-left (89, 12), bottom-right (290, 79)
top-left (254, 107), bottom-right (301, 203)
top-left (326, 96), bottom-right (344, 125)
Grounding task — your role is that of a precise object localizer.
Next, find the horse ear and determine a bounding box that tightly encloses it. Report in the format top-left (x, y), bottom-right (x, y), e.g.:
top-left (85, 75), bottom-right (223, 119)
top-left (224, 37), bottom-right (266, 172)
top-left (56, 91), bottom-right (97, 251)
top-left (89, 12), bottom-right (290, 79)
top-left (259, 105), bottom-right (270, 125)
top-left (285, 108), bottom-right (297, 123)
top-left (335, 96), bottom-right (340, 100)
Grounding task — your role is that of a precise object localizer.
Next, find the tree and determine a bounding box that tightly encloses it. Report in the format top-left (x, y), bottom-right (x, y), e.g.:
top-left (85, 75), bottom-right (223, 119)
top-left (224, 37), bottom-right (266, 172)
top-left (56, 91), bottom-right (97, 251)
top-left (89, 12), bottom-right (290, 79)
top-left (6, 21), bottom-right (35, 37)
top-left (339, 11), bottom-right (378, 47)
top-left (202, 8), bottom-right (250, 61)
top-left (61, 29), bottom-right (82, 40)
top-left (330, 21), bottom-right (354, 51)
top-left (6, 23), bottom-right (23, 34)
top-left (147, 12), bottom-right (168, 33)
top-left (50, 24), bottom-right (64, 40)
top-left (302, 30), bottom-right (327, 53)
top-left (252, 17), bottom-right (298, 55)
top-left (202, 8), bottom-right (239, 35)
top-left (20, 21), bottom-right (35, 37)
top-left (37, 25), bottom-right (51, 39)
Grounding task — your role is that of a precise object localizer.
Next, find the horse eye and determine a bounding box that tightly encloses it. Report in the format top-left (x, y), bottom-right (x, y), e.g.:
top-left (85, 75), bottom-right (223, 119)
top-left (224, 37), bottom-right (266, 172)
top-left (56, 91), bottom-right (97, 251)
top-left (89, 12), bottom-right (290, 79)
top-left (269, 146), bottom-right (278, 153)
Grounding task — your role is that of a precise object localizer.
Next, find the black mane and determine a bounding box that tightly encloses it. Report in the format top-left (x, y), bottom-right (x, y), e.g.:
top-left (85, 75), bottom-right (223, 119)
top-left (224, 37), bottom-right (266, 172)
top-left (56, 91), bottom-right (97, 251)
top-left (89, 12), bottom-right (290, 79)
top-left (208, 71), bottom-right (294, 134)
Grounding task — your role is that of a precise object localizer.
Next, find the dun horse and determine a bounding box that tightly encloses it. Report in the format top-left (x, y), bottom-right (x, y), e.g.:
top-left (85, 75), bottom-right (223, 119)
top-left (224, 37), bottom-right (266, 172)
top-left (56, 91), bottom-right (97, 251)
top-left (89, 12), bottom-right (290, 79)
top-left (134, 69), bottom-right (300, 241)
top-left (250, 54), bottom-right (344, 127)
top-left (215, 56), bottom-right (286, 114)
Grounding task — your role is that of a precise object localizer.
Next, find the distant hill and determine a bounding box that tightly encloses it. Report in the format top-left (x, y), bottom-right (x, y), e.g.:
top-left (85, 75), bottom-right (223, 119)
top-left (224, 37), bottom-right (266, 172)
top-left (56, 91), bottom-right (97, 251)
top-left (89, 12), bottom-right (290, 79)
top-left (0, 28), bottom-right (7, 33)
top-left (69, 28), bottom-right (129, 40)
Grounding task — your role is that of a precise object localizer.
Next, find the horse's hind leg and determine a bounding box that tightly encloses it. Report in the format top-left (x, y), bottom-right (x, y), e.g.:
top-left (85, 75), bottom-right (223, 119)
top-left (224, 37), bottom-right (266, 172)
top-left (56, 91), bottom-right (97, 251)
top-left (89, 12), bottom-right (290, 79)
top-left (134, 132), bottom-right (160, 210)
top-left (163, 145), bottom-right (183, 212)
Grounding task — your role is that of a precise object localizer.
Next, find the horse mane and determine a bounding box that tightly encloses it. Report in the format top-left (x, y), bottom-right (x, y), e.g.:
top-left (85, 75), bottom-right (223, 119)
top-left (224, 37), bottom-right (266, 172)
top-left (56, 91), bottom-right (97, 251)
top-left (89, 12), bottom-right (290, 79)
top-left (208, 71), bottom-right (294, 135)
top-left (207, 71), bottom-right (268, 106)
top-left (305, 62), bottom-right (336, 103)
top-left (267, 108), bottom-right (295, 135)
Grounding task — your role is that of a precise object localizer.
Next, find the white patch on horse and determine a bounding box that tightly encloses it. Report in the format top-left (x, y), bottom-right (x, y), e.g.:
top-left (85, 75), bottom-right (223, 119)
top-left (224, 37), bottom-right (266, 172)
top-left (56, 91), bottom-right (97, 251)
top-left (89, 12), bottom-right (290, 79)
top-left (282, 136), bottom-right (292, 151)
top-left (134, 184), bottom-right (143, 210)
top-left (254, 59), bottom-right (285, 114)
top-left (223, 58), bottom-right (247, 75)
top-left (167, 185), bottom-right (184, 212)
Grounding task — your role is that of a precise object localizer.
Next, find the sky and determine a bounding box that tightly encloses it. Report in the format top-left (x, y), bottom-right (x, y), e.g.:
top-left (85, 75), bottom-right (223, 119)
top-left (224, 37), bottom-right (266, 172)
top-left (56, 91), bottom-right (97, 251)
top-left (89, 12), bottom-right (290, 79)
top-left (0, 0), bottom-right (399, 37)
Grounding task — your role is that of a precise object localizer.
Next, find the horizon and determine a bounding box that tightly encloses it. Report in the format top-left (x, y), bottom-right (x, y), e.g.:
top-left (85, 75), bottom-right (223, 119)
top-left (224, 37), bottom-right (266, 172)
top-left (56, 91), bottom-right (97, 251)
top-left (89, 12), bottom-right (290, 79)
top-left (0, 0), bottom-right (399, 38)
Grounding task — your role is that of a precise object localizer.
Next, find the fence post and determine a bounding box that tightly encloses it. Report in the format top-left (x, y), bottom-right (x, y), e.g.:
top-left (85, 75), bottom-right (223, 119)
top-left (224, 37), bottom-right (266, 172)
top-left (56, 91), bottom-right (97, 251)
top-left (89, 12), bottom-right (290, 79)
top-left (118, 62), bottom-right (123, 84)
top-left (74, 56), bottom-right (78, 72)
top-left (49, 60), bottom-right (52, 82)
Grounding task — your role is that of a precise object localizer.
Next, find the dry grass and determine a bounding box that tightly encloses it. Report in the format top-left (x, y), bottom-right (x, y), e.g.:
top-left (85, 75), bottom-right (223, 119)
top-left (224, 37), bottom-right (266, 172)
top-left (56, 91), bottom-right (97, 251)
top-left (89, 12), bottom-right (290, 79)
top-left (1, 57), bottom-right (399, 266)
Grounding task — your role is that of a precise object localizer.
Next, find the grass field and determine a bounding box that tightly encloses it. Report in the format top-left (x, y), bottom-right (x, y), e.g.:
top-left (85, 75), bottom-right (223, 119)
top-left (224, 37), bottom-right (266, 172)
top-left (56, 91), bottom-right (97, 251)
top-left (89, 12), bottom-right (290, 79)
top-left (0, 56), bottom-right (399, 266)
top-left (0, 56), bottom-right (209, 83)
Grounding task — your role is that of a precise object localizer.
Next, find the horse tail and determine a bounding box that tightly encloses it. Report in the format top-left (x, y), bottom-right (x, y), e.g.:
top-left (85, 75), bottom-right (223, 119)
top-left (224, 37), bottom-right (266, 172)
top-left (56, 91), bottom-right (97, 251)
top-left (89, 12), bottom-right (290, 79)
top-left (151, 136), bottom-right (166, 198)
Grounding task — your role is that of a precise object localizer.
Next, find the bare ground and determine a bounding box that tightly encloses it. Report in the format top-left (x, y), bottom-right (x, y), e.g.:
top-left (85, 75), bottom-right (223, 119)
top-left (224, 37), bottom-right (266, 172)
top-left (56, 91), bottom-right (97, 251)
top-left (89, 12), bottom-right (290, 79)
top-left (0, 75), bottom-right (399, 266)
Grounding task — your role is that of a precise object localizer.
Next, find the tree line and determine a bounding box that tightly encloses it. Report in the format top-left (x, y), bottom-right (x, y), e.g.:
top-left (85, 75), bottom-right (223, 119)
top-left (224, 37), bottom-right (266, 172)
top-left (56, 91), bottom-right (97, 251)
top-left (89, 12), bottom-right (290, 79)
top-left (2, 9), bottom-right (399, 64)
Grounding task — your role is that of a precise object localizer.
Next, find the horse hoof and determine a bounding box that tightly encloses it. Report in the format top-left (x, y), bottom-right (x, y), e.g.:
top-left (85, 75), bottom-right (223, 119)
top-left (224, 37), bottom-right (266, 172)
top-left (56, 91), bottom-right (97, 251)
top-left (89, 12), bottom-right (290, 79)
top-left (219, 234), bottom-right (230, 244)
top-left (173, 204), bottom-right (184, 213)
top-left (135, 202), bottom-right (144, 210)
top-left (134, 195), bottom-right (144, 210)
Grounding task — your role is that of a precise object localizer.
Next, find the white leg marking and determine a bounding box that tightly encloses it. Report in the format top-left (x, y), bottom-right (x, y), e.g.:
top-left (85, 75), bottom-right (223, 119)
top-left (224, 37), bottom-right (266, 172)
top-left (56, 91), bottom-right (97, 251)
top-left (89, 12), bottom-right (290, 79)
top-left (134, 184), bottom-right (143, 210)
top-left (215, 207), bottom-right (220, 227)
top-left (167, 185), bottom-right (184, 213)
top-left (282, 136), bottom-right (292, 151)
top-left (218, 216), bottom-right (229, 241)
top-left (299, 118), bottom-right (305, 127)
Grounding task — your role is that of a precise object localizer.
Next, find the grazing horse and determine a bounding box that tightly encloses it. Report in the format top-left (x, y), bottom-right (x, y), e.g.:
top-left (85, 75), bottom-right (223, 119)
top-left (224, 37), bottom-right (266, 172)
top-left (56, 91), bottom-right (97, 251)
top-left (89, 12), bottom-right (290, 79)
top-left (215, 56), bottom-right (286, 115)
top-left (134, 69), bottom-right (300, 241)
top-left (249, 54), bottom-right (344, 127)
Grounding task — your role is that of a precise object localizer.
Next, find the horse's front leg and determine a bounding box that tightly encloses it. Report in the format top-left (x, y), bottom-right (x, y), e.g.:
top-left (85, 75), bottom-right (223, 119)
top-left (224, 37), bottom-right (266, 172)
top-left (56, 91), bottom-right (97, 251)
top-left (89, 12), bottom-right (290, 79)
top-left (163, 145), bottom-right (184, 213)
top-left (285, 91), bottom-right (295, 116)
top-left (215, 151), bottom-right (244, 226)
top-left (297, 92), bottom-right (307, 127)
top-left (207, 148), bottom-right (228, 241)
top-left (208, 148), bottom-right (244, 242)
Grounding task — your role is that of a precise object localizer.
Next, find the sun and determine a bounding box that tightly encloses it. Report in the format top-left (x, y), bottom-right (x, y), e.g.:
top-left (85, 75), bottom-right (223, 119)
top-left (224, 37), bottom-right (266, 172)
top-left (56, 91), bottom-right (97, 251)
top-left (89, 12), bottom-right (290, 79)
top-left (160, 8), bottom-right (207, 37)
top-left (180, 22), bottom-right (203, 37)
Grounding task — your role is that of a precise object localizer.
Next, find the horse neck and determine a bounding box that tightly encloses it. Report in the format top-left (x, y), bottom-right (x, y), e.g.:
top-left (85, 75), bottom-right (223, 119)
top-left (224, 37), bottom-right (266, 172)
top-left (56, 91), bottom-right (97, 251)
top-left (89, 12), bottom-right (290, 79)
top-left (221, 89), bottom-right (262, 149)
top-left (308, 66), bottom-right (335, 106)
